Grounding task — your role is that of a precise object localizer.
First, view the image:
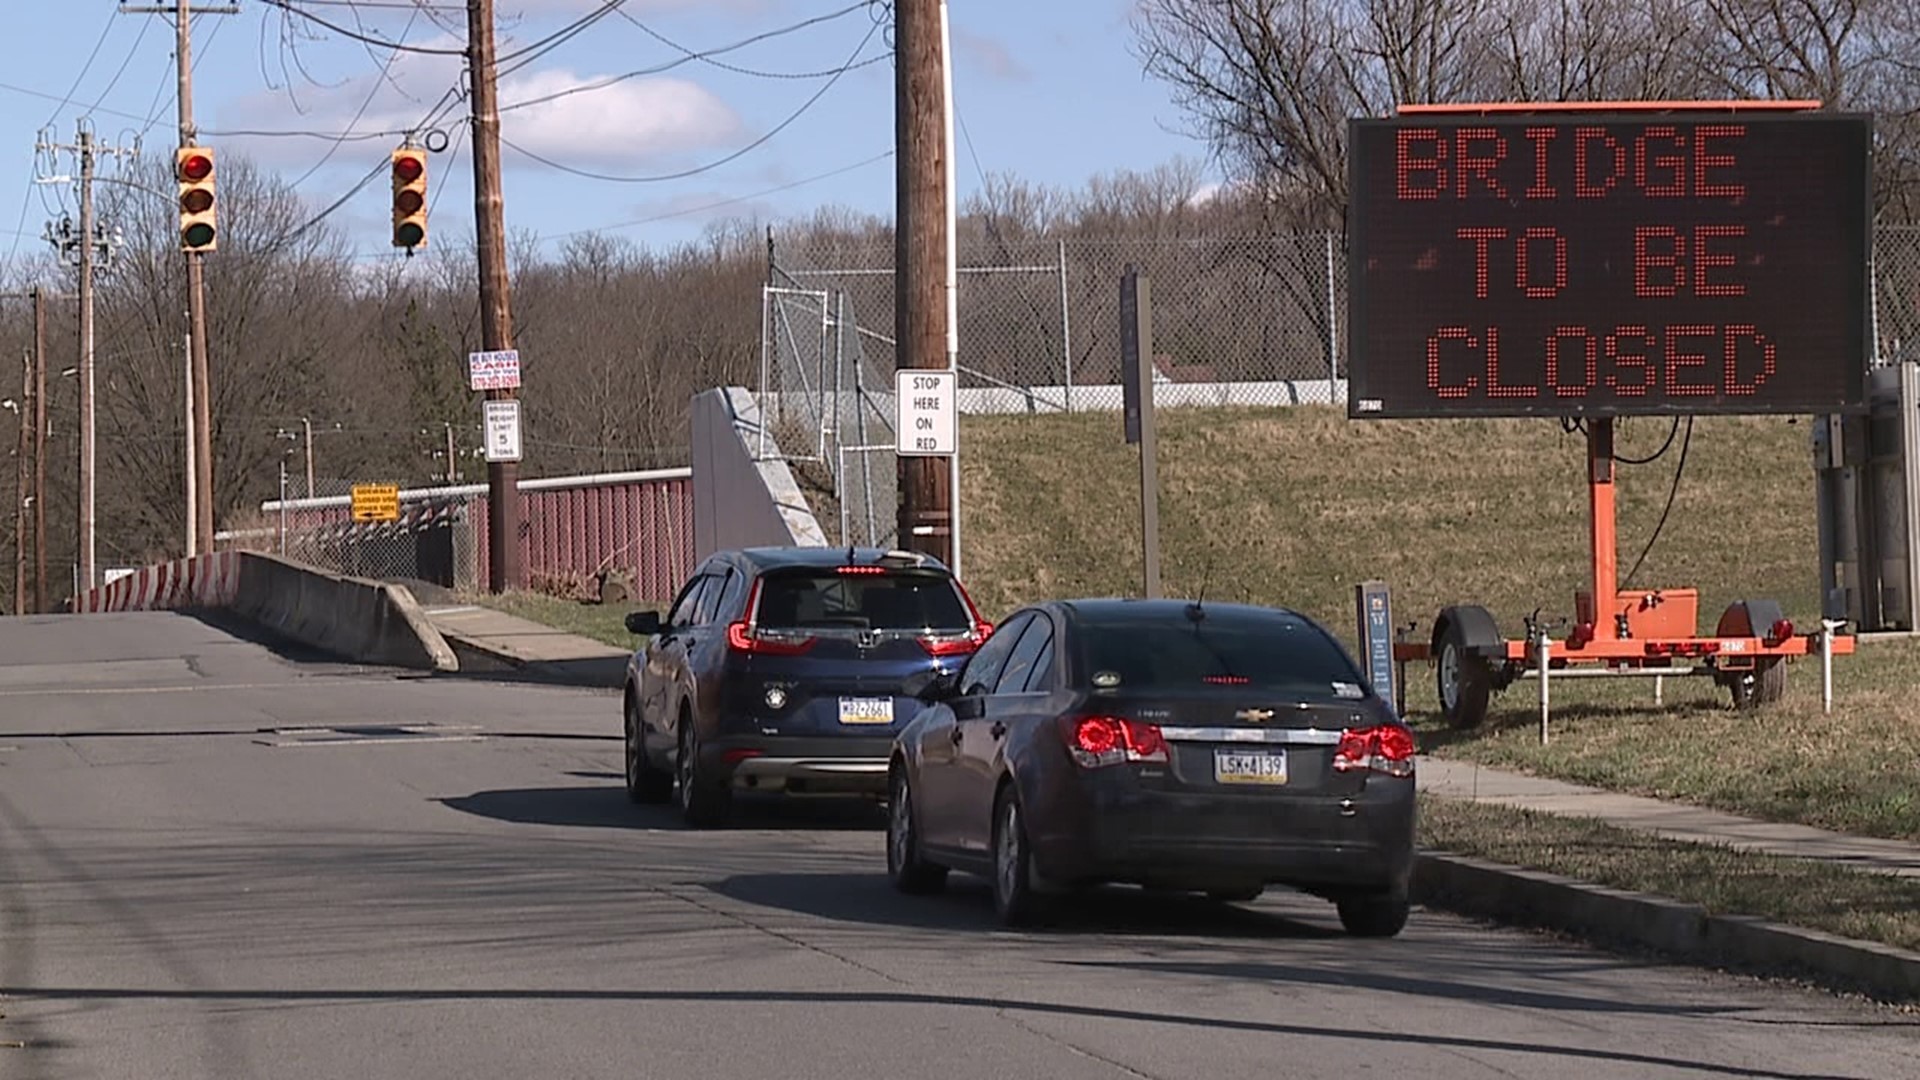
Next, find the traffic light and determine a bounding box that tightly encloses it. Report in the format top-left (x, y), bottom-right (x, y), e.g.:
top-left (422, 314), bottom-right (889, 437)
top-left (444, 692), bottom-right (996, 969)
top-left (176, 146), bottom-right (216, 253)
top-left (391, 146), bottom-right (427, 250)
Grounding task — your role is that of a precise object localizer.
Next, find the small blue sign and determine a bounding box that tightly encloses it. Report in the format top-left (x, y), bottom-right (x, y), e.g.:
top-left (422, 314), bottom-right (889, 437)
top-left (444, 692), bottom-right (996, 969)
top-left (1354, 581), bottom-right (1397, 711)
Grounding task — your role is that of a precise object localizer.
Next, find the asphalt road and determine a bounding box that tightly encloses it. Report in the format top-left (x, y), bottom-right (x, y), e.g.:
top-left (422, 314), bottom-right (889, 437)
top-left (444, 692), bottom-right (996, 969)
top-left (2, 612), bottom-right (1916, 1080)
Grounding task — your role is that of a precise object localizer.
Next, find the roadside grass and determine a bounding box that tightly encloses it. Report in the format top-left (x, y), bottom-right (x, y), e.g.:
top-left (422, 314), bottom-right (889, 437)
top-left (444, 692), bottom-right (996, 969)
top-left (1410, 636), bottom-right (1920, 841)
top-left (459, 589), bottom-right (646, 650)
top-left (1419, 795), bottom-right (1920, 954)
top-left (961, 404), bottom-right (1920, 838)
top-left (959, 405), bottom-right (1821, 634)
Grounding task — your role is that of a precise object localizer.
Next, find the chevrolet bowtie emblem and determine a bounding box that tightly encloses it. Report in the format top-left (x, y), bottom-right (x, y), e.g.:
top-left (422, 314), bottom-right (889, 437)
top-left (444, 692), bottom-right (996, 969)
top-left (1235, 708), bottom-right (1275, 722)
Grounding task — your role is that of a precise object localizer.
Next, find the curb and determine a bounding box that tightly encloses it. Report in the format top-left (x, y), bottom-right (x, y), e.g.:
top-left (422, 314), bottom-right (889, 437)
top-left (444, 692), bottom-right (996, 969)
top-left (436, 627), bottom-right (627, 689)
top-left (1413, 850), bottom-right (1920, 1004)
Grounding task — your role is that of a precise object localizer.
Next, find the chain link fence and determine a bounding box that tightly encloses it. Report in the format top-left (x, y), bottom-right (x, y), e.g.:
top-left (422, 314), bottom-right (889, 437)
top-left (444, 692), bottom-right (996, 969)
top-left (755, 228), bottom-right (1920, 545)
top-left (219, 476), bottom-right (477, 588)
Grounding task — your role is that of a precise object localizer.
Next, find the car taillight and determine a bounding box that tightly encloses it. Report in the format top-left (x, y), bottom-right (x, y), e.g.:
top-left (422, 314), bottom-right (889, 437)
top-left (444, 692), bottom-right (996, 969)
top-left (917, 621), bottom-right (992, 657)
top-left (1332, 725), bottom-right (1417, 778)
top-left (1061, 714), bottom-right (1167, 767)
top-left (726, 620), bottom-right (816, 656)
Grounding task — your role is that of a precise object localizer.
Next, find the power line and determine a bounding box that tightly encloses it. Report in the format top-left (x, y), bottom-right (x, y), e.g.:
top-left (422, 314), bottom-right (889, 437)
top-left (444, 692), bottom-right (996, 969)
top-left (5, 5), bottom-right (121, 271)
top-left (258, 0), bottom-right (468, 55)
top-left (87, 15), bottom-right (154, 118)
top-left (542, 148), bottom-right (894, 242)
top-left (496, 2), bottom-right (882, 115)
top-left (286, 1), bottom-right (424, 191)
top-left (609, 0), bottom-right (885, 81)
top-left (496, 0), bottom-right (631, 76)
top-left (499, 12), bottom-right (883, 184)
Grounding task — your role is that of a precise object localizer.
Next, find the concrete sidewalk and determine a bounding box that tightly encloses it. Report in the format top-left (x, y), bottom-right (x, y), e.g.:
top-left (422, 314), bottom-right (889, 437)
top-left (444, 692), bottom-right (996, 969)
top-left (421, 602), bottom-right (630, 688)
top-left (1418, 755), bottom-right (1920, 878)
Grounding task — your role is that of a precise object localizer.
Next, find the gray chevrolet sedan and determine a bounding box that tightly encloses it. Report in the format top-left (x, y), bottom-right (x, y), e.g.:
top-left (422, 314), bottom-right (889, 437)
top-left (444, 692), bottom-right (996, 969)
top-left (886, 597), bottom-right (1417, 935)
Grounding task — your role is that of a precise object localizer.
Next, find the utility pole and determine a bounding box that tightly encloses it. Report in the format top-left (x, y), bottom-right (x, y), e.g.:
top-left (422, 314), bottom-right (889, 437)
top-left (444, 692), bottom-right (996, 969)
top-left (184, 332), bottom-right (195, 555)
top-left (445, 422), bottom-right (457, 484)
top-left (12, 348), bottom-right (27, 612)
top-left (468, 0), bottom-right (522, 592)
top-left (32, 287), bottom-right (46, 613)
top-left (40, 123), bottom-right (128, 595)
top-left (78, 127), bottom-right (100, 592)
top-left (123, 0), bottom-right (236, 556)
top-left (893, 0), bottom-right (958, 569)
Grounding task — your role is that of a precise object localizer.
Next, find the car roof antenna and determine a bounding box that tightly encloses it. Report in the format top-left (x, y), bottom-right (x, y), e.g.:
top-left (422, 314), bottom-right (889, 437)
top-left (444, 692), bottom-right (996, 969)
top-left (1187, 550), bottom-right (1214, 623)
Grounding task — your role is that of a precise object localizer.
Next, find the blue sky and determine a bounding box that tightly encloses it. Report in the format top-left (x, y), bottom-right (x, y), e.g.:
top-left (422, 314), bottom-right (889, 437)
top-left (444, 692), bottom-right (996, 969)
top-left (0, 0), bottom-right (1212, 272)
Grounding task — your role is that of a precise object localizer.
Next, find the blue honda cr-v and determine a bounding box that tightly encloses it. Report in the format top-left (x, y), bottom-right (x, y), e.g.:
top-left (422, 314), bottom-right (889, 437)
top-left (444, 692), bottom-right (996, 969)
top-left (623, 546), bottom-right (990, 826)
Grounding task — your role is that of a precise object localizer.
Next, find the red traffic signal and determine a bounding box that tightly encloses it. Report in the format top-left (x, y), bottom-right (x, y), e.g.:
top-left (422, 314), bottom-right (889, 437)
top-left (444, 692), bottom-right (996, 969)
top-left (175, 146), bottom-right (217, 253)
top-left (179, 151), bottom-right (213, 183)
top-left (391, 146), bottom-right (428, 250)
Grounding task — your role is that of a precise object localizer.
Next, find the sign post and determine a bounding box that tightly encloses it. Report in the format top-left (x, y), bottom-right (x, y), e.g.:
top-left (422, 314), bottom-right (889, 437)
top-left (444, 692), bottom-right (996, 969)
top-left (1354, 581), bottom-right (1397, 712)
top-left (1120, 264), bottom-right (1161, 599)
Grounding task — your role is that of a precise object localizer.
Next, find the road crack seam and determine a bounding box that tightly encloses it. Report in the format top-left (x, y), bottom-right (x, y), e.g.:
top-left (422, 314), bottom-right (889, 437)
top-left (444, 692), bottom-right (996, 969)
top-left (661, 883), bottom-right (907, 986)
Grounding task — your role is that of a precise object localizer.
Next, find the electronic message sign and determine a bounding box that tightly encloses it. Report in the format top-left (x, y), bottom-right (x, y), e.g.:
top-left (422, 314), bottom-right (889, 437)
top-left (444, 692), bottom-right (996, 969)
top-left (1347, 110), bottom-right (1871, 418)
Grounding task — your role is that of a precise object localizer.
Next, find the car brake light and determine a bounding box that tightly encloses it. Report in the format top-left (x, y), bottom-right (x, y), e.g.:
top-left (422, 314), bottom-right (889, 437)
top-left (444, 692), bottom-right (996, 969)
top-left (1332, 725), bottom-right (1416, 778)
top-left (726, 620), bottom-right (816, 656)
top-left (1061, 714), bottom-right (1167, 767)
top-left (836, 565), bottom-right (888, 575)
top-left (723, 747), bottom-right (764, 765)
top-left (1202, 674), bottom-right (1250, 685)
top-left (1767, 618), bottom-right (1795, 644)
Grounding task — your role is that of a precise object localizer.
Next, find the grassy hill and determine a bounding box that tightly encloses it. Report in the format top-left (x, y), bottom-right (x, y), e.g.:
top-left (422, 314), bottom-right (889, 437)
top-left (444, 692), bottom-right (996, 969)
top-left (959, 405), bottom-right (1823, 644)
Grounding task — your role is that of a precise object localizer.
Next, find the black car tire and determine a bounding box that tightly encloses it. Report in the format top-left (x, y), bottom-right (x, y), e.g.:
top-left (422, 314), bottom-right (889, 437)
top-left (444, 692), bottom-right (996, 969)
top-left (624, 693), bottom-right (673, 804)
top-left (886, 767), bottom-right (948, 895)
top-left (1336, 891), bottom-right (1410, 938)
top-left (991, 787), bottom-right (1048, 927)
top-left (676, 716), bottom-right (730, 828)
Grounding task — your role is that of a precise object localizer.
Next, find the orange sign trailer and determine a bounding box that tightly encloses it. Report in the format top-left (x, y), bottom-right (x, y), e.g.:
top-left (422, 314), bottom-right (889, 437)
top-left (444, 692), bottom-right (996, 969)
top-left (1366, 101), bottom-right (1859, 733)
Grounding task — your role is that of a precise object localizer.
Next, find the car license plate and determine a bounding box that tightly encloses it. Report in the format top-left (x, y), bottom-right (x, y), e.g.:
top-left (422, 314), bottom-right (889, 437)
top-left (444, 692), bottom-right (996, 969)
top-left (837, 696), bottom-right (893, 726)
top-left (1214, 749), bottom-right (1287, 785)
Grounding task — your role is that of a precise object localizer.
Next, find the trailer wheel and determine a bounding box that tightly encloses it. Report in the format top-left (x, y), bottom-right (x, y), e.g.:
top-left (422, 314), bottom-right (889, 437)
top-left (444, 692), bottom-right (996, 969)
top-left (1730, 657), bottom-right (1786, 710)
top-left (1436, 622), bottom-right (1493, 729)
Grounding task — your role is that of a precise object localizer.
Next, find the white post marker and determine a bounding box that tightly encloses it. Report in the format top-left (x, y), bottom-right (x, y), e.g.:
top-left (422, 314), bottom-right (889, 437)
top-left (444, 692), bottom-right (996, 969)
top-left (895, 369), bottom-right (956, 456)
top-left (483, 399), bottom-right (522, 463)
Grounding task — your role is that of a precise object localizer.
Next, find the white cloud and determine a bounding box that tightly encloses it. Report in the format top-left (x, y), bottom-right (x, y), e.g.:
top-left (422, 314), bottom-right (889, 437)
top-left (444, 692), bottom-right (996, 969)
top-left (498, 69), bottom-right (740, 169)
top-left (212, 45), bottom-right (740, 176)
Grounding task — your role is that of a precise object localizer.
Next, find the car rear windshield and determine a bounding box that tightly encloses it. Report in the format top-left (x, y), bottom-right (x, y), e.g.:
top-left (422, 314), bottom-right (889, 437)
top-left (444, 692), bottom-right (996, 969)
top-left (1075, 608), bottom-right (1369, 699)
top-left (753, 568), bottom-right (972, 632)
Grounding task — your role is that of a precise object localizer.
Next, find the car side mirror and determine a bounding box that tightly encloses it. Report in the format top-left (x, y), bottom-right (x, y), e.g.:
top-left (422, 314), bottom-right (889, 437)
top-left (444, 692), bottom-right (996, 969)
top-left (624, 610), bottom-right (663, 636)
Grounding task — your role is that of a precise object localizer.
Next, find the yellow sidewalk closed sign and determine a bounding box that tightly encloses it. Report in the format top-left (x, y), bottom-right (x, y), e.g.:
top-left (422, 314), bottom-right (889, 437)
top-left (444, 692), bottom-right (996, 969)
top-left (350, 483), bottom-right (400, 522)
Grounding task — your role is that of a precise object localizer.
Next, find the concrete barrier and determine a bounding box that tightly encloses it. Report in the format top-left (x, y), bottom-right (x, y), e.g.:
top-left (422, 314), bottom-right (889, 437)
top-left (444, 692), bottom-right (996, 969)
top-left (231, 554), bottom-right (457, 672)
top-left (71, 550), bottom-right (457, 673)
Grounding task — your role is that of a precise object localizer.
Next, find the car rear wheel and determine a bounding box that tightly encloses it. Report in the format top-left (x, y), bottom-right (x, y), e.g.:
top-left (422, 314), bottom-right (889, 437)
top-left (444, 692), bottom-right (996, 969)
top-left (886, 767), bottom-right (947, 895)
top-left (1336, 891), bottom-right (1410, 938)
top-left (991, 788), bottom-right (1047, 927)
top-left (624, 692), bottom-right (672, 804)
top-left (676, 716), bottom-right (730, 828)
